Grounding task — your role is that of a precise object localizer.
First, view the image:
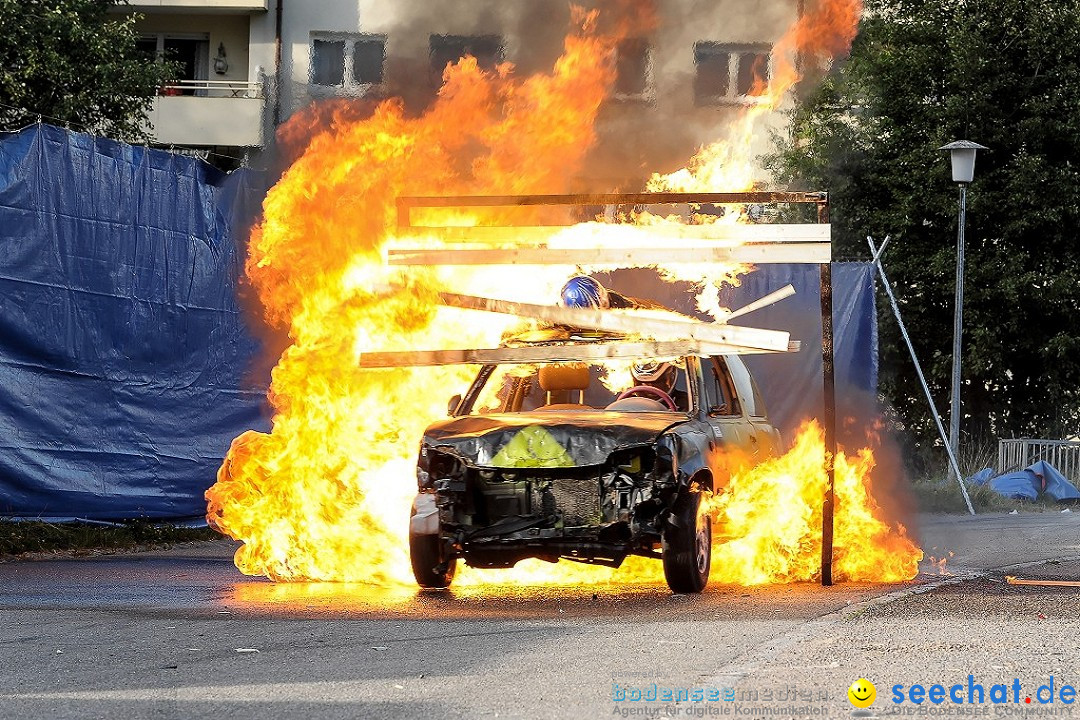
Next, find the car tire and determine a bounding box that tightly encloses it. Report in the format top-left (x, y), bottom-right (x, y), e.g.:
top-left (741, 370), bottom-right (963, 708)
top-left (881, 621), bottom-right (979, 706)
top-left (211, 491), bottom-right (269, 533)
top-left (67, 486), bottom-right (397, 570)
top-left (410, 533), bottom-right (457, 589)
top-left (661, 490), bottom-right (711, 593)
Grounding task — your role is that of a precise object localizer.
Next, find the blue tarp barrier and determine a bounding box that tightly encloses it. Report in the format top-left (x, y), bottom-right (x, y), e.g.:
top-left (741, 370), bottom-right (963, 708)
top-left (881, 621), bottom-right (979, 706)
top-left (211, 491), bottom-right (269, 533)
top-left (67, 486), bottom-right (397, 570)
top-left (719, 263), bottom-right (877, 441)
top-left (600, 264), bottom-right (878, 441)
top-left (0, 125), bottom-right (878, 520)
top-left (0, 124), bottom-right (268, 520)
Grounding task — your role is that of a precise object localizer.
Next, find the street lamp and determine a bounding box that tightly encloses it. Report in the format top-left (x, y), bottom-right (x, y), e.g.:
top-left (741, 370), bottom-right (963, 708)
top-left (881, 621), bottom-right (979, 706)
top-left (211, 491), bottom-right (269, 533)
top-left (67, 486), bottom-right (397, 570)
top-left (939, 140), bottom-right (988, 459)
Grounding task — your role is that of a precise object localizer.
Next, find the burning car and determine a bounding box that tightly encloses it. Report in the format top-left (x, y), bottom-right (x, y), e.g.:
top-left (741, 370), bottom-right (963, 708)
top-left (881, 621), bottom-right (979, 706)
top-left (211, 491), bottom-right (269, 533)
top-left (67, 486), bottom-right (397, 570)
top-left (408, 332), bottom-right (781, 593)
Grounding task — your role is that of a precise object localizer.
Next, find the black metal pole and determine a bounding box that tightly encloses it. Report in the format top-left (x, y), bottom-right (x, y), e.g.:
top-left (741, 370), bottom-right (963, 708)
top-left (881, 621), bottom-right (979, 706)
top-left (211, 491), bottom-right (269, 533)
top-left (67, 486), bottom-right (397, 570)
top-left (819, 200), bottom-right (836, 587)
top-left (273, 0), bottom-right (284, 129)
top-left (948, 183), bottom-right (967, 457)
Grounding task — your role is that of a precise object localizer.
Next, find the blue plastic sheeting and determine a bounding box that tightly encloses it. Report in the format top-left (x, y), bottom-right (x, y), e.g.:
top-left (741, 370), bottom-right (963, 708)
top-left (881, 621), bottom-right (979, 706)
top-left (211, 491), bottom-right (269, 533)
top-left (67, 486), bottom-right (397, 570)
top-left (0, 125), bottom-right (877, 520)
top-left (988, 470), bottom-right (1040, 502)
top-left (599, 264), bottom-right (877, 441)
top-left (1034, 461), bottom-right (1080, 502)
top-left (972, 461), bottom-right (1080, 502)
top-left (718, 263), bottom-right (877, 441)
top-left (0, 125), bottom-right (268, 520)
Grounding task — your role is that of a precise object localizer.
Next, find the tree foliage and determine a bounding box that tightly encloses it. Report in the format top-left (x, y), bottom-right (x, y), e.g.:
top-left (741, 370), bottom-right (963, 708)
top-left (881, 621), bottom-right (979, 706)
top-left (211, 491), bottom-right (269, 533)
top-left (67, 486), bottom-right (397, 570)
top-left (0, 0), bottom-right (175, 141)
top-left (770, 0), bottom-right (1080, 444)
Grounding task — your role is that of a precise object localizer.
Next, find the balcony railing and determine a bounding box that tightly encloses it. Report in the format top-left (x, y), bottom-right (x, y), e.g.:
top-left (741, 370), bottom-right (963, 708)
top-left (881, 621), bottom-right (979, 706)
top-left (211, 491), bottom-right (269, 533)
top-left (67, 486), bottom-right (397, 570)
top-left (998, 438), bottom-right (1080, 482)
top-left (148, 81), bottom-right (265, 147)
top-left (125, 1), bottom-right (267, 11)
top-left (160, 79), bottom-right (263, 99)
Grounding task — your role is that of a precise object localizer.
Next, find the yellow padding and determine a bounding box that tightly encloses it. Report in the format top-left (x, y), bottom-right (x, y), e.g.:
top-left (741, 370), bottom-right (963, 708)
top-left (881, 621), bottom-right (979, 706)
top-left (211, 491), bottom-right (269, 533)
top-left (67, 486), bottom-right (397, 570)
top-left (491, 425), bottom-right (575, 468)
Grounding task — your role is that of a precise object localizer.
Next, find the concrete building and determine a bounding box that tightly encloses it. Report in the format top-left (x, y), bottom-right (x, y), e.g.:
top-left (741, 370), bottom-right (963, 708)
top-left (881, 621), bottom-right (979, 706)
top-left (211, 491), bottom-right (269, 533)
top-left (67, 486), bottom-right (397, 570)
top-left (123, 1), bottom-right (798, 179)
top-left (120, 1), bottom-right (275, 165)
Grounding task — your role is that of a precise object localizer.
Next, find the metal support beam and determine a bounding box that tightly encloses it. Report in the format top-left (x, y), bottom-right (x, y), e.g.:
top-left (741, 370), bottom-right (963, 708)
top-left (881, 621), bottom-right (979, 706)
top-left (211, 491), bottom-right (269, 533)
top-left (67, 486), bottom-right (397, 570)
top-left (868, 236), bottom-right (975, 515)
top-left (819, 261), bottom-right (836, 587)
top-left (949, 184), bottom-right (968, 458)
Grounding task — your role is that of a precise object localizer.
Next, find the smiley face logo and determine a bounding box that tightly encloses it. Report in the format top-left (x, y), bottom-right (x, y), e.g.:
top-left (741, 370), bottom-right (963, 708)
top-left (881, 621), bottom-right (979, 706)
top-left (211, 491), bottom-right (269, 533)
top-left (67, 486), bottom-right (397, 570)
top-left (848, 678), bottom-right (876, 708)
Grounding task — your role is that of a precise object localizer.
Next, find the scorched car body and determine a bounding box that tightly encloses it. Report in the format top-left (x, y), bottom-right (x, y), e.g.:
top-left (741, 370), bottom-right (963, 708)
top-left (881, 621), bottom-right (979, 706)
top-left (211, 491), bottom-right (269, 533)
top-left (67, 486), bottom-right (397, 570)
top-left (408, 337), bottom-right (780, 593)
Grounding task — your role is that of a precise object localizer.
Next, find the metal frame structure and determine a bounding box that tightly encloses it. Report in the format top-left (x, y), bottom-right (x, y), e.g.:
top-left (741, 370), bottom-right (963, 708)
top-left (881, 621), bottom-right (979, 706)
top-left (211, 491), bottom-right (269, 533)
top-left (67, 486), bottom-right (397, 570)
top-left (387, 191), bottom-right (838, 586)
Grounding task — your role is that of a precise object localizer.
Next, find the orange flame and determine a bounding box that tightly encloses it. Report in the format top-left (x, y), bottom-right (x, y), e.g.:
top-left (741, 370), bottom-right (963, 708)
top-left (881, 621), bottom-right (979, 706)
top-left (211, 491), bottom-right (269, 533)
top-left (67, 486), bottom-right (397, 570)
top-left (206, 0), bottom-right (920, 589)
top-left (927, 551), bottom-right (955, 576)
top-left (648, 0), bottom-right (864, 195)
top-left (707, 421), bottom-right (921, 584)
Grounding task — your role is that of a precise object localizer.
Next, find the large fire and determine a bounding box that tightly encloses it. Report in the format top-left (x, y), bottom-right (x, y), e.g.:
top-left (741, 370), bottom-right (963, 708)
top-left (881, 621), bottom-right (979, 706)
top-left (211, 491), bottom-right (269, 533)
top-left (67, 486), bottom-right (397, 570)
top-left (206, 0), bottom-right (923, 588)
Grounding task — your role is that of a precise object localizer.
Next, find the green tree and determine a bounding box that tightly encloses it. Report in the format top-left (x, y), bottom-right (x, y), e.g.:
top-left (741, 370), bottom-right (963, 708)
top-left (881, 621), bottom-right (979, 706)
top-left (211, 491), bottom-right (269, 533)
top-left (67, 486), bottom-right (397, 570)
top-left (770, 0), bottom-right (1080, 447)
top-left (0, 0), bottom-right (175, 141)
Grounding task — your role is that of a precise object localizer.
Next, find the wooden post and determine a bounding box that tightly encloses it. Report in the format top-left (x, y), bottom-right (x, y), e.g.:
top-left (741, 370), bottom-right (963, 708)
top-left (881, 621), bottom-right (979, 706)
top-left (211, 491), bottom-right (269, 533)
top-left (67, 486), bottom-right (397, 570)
top-left (819, 198), bottom-right (836, 587)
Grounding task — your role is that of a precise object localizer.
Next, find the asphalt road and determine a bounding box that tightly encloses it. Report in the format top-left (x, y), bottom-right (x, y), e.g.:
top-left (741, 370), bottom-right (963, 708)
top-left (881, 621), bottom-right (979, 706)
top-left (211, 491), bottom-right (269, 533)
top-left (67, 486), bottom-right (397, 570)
top-left (2, 511), bottom-right (1079, 720)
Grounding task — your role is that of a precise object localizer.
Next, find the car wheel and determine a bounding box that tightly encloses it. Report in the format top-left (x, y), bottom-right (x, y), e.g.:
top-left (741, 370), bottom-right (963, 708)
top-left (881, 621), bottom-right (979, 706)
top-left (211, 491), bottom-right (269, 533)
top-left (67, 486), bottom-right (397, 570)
top-left (409, 533), bottom-right (457, 589)
top-left (661, 490), bottom-right (711, 593)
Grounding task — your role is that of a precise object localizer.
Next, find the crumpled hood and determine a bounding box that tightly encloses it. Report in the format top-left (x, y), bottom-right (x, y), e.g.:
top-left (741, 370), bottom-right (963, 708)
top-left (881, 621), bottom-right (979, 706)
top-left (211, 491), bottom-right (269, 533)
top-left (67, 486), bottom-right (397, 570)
top-left (423, 411), bottom-right (684, 468)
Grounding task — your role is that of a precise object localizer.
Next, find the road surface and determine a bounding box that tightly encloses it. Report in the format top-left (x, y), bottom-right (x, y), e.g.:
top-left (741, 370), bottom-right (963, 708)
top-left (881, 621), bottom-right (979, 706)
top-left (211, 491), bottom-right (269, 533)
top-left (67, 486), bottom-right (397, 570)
top-left (2, 511), bottom-right (1079, 720)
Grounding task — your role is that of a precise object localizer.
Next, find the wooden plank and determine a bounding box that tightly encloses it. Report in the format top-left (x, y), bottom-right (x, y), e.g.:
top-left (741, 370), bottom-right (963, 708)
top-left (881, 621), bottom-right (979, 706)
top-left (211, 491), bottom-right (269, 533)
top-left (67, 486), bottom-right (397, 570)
top-left (398, 191), bottom-right (827, 207)
top-left (726, 284), bottom-right (796, 321)
top-left (1005, 576), bottom-right (1080, 587)
top-left (388, 242), bottom-right (831, 266)
top-left (398, 223), bottom-right (831, 242)
top-left (396, 191), bottom-right (828, 227)
top-left (438, 292), bottom-right (791, 352)
top-left (359, 339), bottom-right (783, 368)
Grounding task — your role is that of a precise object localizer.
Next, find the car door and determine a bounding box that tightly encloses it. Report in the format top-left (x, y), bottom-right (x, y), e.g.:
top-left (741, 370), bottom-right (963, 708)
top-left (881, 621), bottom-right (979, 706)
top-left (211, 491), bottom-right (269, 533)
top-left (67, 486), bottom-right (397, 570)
top-left (724, 355), bottom-right (781, 458)
top-left (701, 355), bottom-right (754, 457)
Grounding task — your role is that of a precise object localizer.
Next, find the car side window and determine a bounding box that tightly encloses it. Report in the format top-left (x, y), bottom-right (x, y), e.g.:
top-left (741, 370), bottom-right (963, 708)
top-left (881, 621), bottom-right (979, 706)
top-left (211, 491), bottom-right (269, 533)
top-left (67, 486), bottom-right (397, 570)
top-left (705, 357), bottom-right (740, 416)
top-left (748, 374), bottom-right (769, 420)
top-left (725, 356), bottom-right (761, 418)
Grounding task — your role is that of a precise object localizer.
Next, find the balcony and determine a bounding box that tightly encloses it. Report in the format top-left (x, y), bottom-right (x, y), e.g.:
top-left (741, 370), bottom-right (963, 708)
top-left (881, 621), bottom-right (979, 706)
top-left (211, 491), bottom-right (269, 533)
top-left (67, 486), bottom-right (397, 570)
top-left (148, 80), bottom-right (264, 147)
top-left (123, 0), bottom-right (266, 11)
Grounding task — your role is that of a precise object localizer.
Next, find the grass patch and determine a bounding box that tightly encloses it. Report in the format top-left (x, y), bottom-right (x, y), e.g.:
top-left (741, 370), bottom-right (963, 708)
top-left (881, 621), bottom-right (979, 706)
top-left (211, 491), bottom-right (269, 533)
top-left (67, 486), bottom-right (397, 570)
top-left (911, 477), bottom-right (1019, 513)
top-left (0, 520), bottom-right (220, 557)
top-left (909, 438), bottom-right (1076, 513)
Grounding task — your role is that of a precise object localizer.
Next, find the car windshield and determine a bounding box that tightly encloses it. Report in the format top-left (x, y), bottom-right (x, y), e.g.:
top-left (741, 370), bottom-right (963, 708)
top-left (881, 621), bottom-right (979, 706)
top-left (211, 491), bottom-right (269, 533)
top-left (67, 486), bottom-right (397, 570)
top-left (465, 358), bottom-right (692, 414)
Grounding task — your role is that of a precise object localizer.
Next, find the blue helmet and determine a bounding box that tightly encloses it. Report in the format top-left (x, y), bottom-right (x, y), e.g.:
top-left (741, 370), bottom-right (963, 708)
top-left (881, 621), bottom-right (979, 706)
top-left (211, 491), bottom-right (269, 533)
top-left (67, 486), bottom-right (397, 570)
top-left (560, 276), bottom-right (609, 309)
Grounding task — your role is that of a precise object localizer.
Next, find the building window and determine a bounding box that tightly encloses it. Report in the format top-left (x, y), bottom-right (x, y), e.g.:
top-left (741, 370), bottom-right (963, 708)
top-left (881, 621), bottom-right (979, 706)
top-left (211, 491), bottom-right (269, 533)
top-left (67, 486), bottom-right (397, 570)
top-left (429, 34), bottom-right (503, 83)
top-left (694, 42), bottom-right (771, 105)
top-left (139, 34), bottom-right (210, 96)
top-left (310, 33), bottom-right (386, 91)
top-left (352, 37), bottom-right (385, 84)
top-left (613, 37), bottom-right (652, 99)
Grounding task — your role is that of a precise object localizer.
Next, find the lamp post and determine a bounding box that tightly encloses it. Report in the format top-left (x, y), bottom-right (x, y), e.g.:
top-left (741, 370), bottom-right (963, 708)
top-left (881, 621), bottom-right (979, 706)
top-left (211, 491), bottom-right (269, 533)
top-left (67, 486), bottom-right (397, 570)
top-left (939, 140), bottom-right (988, 459)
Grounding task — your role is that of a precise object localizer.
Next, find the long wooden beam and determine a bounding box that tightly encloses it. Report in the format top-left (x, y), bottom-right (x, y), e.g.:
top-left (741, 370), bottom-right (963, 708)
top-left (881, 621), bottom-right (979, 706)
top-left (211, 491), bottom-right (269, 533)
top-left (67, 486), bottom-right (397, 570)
top-left (438, 293), bottom-right (791, 352)
top-left (397, 223), bottom-right (830, 242)
top-left (1005, 576), bottom-right (1080, 587)
top-left (726, 284), bottom-right (797, 321)
top-left (359, 339), bottom-right (793, 368)
top-left (388, 243), bottom-right (831, 267)
top-left (396, 191), bottom-right (828, 227)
